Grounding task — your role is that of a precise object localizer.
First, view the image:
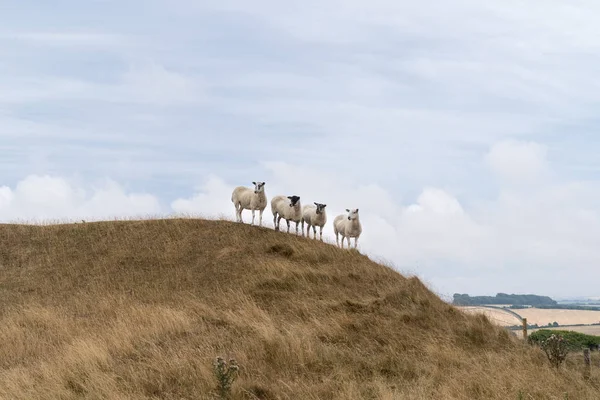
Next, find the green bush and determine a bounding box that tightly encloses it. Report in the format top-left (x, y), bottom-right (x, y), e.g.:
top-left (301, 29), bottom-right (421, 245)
top-left (529, 329), bottom-right (600, 351)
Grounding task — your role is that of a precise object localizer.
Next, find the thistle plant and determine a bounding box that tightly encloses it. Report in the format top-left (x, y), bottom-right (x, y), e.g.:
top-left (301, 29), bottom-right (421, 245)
top-left (213, 356), bottom-right (239, 399)
top-left (540, 334), bottom-right (568, 369)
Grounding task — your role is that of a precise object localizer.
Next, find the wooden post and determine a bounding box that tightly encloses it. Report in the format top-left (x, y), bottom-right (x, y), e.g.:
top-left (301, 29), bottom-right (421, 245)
top-left (584, 348), bottom-right (591, 380)
top-left (522, 318), bottom-right (527, 341)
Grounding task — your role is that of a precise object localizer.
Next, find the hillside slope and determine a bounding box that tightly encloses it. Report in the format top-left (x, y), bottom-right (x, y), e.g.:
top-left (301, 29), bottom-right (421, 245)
top-left (0, 219), bottom-right (597, 399)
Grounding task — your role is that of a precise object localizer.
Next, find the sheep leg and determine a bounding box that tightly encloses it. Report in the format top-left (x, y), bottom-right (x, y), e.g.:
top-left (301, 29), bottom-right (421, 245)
top-left (234, 203), bottom-right (240, 222)
top-left (273, 213), bottom-right (278, 230)
top-left (286, 219), bottom-right (290, 233)
top-left (276, 215), bottom-right (282, 231)
top-left (238, 207), bottom-right (244, 223)
top-left (335, 232), bottom-right (339, 247)
top-left (251, 209), bottom-right (256, 226)
top-left (295, 221), bottom-right (300, 235)
top-left (354, 237), bottom-right (358, 248)
top-left (318, 226), bottom-right (322, 241)
top-left (259, 209), bottom-right (263, 227)
top-left (301, 220), bottom-right (305, 236)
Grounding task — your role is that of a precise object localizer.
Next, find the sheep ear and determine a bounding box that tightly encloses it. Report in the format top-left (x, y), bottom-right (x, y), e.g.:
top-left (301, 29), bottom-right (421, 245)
top-left (323, 204), bottom-right (327, 208)
top-left (356, 208), bottom-right (359, 212)
top-left (314, 202), bottom-right (318, 206)
top-left (345, 209), bottom-right (350, 212)
top-left (252, 181), bottom-right (256, 185)
top-left (287, 196), bottom-right (292, 199)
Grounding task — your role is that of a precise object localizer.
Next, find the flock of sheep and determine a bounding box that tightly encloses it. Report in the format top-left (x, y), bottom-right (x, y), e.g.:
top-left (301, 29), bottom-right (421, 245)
top-left (231, 181), bottom-right (362, 248)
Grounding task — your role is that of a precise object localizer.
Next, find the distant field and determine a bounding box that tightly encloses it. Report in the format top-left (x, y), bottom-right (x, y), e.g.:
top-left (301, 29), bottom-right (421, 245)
top-left (459, 306), bottom-right (600, 332)
top-left (518, 308), bottom-right (600, 326)
top-left (458, 306), bottom-right (521, 326)
top-left (514, 325), bottom-right (600, 339)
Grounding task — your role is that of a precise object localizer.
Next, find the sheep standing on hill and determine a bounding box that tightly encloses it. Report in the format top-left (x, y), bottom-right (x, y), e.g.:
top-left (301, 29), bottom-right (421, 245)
top-left (231, 181), bottom-right (267, 226)
top-left (301, 202), bottom-right (327, 241)
top-left (333, 208), bottom-right (362, 249)
top-left (271, 195), bottom-right (302, 234)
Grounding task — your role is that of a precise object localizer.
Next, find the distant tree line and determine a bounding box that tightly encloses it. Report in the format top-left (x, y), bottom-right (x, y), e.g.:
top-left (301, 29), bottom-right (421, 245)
top-left (452, 293), bottom-right (557, 306)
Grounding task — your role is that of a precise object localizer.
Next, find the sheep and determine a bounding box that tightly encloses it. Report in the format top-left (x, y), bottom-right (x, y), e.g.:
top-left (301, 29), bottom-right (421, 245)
top-left (333, 208), bottom-right (362, 249)
top-left (271, 195), bottom-right (302, 234)
top-left (231, 181), bottom-right (267, 226)
top-left (301, 202), bottom-right (327, 240)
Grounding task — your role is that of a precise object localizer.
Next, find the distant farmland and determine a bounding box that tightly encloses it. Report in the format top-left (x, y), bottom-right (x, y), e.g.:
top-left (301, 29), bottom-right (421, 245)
top-left (518, 308), bottom-right (600, 326)
top-left (458, 306), bottom-right (522, 325)
top-left (457, 306), bottom-right (600, 331)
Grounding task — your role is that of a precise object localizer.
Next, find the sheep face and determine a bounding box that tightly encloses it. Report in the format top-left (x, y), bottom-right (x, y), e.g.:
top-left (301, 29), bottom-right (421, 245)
top-left (345, 208), bottom-right (359, 220)
top-left (314, 202), bottom-right (327, 214)
top-left (252, 181), bottom-right (266, 194)
top-left (287, 195), bottom-right (300, 207)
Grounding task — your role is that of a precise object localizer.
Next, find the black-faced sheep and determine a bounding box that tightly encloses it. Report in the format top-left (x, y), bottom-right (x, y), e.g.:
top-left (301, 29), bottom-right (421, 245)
top-left (271, 195), bottom-right (302, 234)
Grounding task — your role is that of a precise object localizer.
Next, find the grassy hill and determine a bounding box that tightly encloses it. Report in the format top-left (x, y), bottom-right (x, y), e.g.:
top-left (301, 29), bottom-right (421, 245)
top-left (0, 218), bottom-right (598, 399)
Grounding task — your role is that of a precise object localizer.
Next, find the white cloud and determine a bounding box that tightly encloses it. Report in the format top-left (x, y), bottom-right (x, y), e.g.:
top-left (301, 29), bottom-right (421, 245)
top-left (0, 175), bottom-right (161, 222)
top-left (171, 175), bottom-right (235, 218)
top-left (406, 188), bottom-right (465, 215)
top-left (485, 140), bottom-right (549, 184)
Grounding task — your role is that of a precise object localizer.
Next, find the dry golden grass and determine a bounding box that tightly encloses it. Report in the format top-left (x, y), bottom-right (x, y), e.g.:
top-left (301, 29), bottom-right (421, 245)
top-left (0, 218), bottom-right (598, 399)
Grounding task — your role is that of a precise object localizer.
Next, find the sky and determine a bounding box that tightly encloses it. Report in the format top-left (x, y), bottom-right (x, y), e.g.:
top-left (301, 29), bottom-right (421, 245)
top-left (1, 0), bottom-right (600, 300)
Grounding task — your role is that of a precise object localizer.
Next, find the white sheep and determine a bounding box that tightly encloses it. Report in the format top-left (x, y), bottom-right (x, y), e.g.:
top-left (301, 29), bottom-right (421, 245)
top-left (301, 202), bottom-right (327, 240)
top-left (231, 181), bottom-right (267, 226)
top-left (333, 208), bottom-right (362, 249)
top-left (271, 195), bottom-right (302, 234)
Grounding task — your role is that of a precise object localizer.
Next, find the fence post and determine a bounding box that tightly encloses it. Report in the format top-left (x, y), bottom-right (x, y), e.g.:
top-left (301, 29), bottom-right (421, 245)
top-left (522, 318), bottom-right (527, 341)
top-left (584, 348), bottom-right (591, 380)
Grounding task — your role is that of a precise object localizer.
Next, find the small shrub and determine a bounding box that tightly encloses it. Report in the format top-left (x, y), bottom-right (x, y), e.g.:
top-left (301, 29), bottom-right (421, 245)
top-left (540, 334), bottom-right (568, 369)
top-left (529, 329), bottom-right (600, 351)
top-left (213, 356), bottom-right (240, 399)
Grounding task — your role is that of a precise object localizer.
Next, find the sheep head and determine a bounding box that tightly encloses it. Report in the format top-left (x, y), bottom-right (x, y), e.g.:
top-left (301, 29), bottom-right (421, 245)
top-left (314, 202), bottom-right (327, 214)
top-left (345, 208), bottom-right (359, 220)
top-left (287, 195), bottom-right (301, 207)
top-left (252, 181), bottom-right (266, 194)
